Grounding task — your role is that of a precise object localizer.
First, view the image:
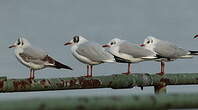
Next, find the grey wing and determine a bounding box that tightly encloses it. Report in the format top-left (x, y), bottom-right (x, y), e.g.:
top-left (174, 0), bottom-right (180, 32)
top-left (20, 46), bottom-right (48, 64)
top-left (119, 41), bottom-right (156, 58)
top-left (76, 42), bottom-right (113, 62)
top-left (154, 40), bottom-right (188, 58)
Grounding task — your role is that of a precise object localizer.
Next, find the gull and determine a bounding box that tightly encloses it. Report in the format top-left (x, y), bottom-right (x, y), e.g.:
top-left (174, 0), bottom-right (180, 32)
top-left (140, 36), bottom-right (198, 75)
top-left (9, 37), bottom-right (73, 79)
top-left (102, 38), bottom-right (158, 74)
top-left (64, 35), bottom-right (115, 77)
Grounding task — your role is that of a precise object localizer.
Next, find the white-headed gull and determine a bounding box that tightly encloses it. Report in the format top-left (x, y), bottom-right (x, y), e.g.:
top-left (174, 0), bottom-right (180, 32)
top-left (102, 38), bottom-right (158, 75)
top-left (64, 35), bottom-right (115, 77)
top-left (9, 37), bottom-right (73, 79)
top-left (140, 36), bottom-right (198, 75)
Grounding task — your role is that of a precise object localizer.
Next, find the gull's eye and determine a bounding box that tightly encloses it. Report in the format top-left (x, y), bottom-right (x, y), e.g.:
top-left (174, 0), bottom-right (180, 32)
top-left (147, 40), bottom-right (150, 44)
top-left (73, 36), bottom-right (79, 43)
top-left (110, 42), bottom-right (114, 45)
top-left (17, 38), bottom-right (20, 45)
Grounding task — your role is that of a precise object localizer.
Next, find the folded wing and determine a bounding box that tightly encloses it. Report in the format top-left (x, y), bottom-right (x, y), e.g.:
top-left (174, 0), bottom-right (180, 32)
top-left (76, 42), bottom-right (114, 62)
top-left (119, 41), bottom-right (156, 59)
top-left (154, 40), bottom-right (189, 58)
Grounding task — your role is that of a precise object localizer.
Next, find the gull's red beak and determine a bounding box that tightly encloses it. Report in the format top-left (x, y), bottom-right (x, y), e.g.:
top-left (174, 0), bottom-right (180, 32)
top-left (9, 45), bottom-right (16, 48)
top-left (64, 42), bottom-right (72, 46)
top-left (139, 44), bottom-right (145, 47)
top-left (193, 35), bottom-right (198, 39)
top-left (102, 44), bottom-right (110, 48)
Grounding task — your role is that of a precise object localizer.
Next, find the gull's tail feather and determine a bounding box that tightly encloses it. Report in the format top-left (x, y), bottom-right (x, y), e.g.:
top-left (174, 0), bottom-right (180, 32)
top-left (44, 55), bottom-right (73, 70)
top-left (189, 51), bottom-right (198, 55)
top-left (54, 60), bottom-right (73, 70)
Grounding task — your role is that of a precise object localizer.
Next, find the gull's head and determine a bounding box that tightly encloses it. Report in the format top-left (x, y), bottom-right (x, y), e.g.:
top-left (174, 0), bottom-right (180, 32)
top-left (64, 35), bottom-right (88, 46)
top-left (140, 36), bottom-right (158, 49)
top-left (193, 35), bottom-right (198, 39)
top-left (9, 37), bottom-right (31, 49)
top-left (102, 38), bottom-right (121, 48)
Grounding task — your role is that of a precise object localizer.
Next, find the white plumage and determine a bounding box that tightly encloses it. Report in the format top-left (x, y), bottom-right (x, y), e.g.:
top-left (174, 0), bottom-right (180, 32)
top-left (9, 37), bottom-right (72, 79)
top-left (64, 35), bottom-right (114, 77)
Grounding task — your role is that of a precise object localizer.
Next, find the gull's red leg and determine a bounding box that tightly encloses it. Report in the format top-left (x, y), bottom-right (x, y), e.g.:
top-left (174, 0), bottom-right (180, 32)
top-left (84, 65), bottom-right (92, 77)
top-left (32, 70), bottom-right (35, 79)
top-left (28, 69), bottom-right (33, 80)
top-left (90, 65), bottom-right (93, 77)
top-left (157, 61), bottom-right (165, 75)
top-left (122, 63), bottom-right (131, 75)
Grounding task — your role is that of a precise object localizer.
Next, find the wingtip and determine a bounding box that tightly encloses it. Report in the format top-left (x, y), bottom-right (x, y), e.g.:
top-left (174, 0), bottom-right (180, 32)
top-left (189, 50), bottom-right (198, 55)
top-left (53, 60), bottom-right (73, 70)
top-left (62, 65), bottom-right (73, 70)
top-left (67, 66), bottom-right (73, 70)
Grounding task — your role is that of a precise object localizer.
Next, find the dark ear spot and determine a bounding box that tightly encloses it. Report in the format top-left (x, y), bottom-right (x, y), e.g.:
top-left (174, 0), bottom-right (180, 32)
top-left (17, 38), bottom-right (21, 45)
top-left (150, 40), bottom-right (153, 43)
top-left (73, 36), bottom-right (79, 43)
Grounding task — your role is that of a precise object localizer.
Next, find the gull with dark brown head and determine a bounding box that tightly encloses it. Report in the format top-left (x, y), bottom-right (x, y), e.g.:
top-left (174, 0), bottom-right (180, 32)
top-left (103, 38), bottom-right (158, 75)
top-left (9, 37), bottom-right (73, 79)
top-left (140, 36), bottom-right (198, 75)
top-left (64, 35), bottom-right (114, 77)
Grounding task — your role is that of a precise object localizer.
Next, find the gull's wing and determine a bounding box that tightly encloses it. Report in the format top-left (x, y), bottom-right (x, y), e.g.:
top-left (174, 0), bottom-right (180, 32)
top-left (22, 46), bottom-right (47, 59)
top-left (76, 42), bottom-right (114, 62)
top-left (19, 46), bottom-right (48, 65)
top-left (119, 41), bottom-right (156, 59)
top-left (20, 46), bottom-right (72, 69)
top-left (154, 40), bottom-right (189, 58)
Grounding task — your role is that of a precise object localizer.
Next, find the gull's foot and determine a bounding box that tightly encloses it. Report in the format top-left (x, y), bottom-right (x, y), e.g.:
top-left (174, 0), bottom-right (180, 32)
top-left (156, 72), bottom-right (164, 75)
top-left (28, 77), bottom-right (34, 80)
top-left (84, 74), bottom-right (92, 78)
top-left (27, 77), bottom-right (34, 83)
top-left (122, 72), bottom-right (130, 75)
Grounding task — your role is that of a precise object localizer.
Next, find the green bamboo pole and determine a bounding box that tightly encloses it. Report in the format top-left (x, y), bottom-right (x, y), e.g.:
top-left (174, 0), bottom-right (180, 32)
top-left (0, 73), bottom-right (198, 93)
top-left (0, 93), bottom-right (198, 110)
